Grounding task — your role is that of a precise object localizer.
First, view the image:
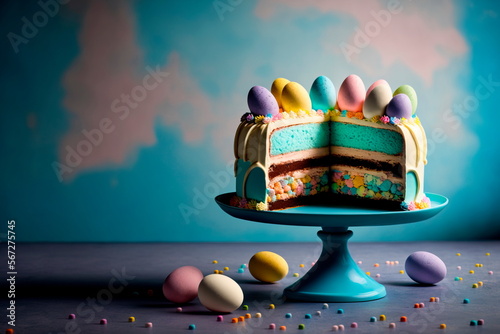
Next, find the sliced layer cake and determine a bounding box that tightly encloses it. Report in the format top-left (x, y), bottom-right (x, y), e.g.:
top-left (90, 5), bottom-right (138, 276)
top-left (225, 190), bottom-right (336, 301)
top-left (232, 75), bottom-right (428, 211)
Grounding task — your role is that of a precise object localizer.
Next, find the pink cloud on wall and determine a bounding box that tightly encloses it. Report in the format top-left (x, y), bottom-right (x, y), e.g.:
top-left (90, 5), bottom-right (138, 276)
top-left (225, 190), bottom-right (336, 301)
top-left (57, 1), bottom-right (213, 181)
top-left (255, 0), bottom-right (468, 84)
top-left (157, 52), bottom-right (214, 143)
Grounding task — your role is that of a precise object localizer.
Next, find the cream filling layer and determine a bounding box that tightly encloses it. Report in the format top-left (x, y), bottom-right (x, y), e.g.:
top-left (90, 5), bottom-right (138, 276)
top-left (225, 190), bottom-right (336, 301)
top-left (269, 147), bottom-right (329, 165)
top-left (330, 146), bottom-right (402, 164)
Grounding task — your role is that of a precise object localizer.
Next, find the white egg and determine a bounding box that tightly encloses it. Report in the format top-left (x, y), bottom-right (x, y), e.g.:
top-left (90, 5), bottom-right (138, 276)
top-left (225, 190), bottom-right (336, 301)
top-left (198, 274), bottom-right (244, 313)
top-left (363, 82), bottom-right (393, 119)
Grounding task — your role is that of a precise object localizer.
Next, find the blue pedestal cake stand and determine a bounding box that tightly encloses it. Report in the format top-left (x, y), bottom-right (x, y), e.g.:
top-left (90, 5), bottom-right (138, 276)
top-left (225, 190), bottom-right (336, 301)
top-left (215, 193), bottom-right (448, 302)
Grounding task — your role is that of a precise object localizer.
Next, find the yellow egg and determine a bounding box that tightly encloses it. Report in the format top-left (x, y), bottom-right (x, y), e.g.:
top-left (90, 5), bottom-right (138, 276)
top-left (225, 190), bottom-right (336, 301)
top-left (281, 82), bottom-right (312, 112)
top-left (271, 78), bottom-right (290, 108)
top-left (248, 251), bottom-right (289, 283)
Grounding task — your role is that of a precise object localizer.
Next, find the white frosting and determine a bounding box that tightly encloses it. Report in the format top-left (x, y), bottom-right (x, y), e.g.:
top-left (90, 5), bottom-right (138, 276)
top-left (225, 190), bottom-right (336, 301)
top-left (234, 114), bottom-right (326, 198)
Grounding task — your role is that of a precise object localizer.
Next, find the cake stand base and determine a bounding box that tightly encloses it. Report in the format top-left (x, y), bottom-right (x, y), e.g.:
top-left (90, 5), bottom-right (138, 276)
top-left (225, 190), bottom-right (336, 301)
top-left (284, 229), bottom-right (386, 302)
top-left (215, 192), bottom-right (448, 302)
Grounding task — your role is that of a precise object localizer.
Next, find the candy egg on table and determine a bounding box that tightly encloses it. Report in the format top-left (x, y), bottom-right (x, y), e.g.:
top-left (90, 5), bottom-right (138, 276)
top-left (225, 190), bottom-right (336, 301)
top-left (394, 85), bottom-right (418, 115)
top-left (198, 274), bottom-right (244, 313)
top-left (248, 251), bottom-right (289, 283)
top-left (163, 266), bottom-right (204, 303)
top-left (271, 77), bottom-right (291, 108)
top-left (386, 94), bottom-right (412, 119)
top-left (281, 82), bottom-right (312, 112)
top-left (309, 75), bottom-right (336, 111)
top-left (405, 251), bottom-right (447, 284)
top-left (337, 74), bottom-right (366, 112)
top-left (247, 86), bottom-right (279, 116)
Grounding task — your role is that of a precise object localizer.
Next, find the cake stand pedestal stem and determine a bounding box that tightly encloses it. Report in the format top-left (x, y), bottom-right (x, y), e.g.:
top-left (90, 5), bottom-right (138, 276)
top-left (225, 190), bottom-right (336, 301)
top-left (284, 229), bottom-right (386, 302)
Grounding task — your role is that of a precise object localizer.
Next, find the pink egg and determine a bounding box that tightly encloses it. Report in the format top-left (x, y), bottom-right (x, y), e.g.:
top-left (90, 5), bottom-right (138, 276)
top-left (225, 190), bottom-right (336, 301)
top-left (337, 75), bottom-right (366, 112)
top-left (366, 79), bottom-right (390, 97)
top-left (163, 266), bottom-right (204, 303)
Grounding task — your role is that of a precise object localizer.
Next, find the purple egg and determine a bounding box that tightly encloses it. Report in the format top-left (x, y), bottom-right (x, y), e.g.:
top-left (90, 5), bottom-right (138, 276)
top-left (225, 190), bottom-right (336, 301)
top-left (386, 94), bottom-right (412, 119)
top-left (247, 86), bottom-right (279, 116)
top-left (405, 251), bottom-right (447, 285)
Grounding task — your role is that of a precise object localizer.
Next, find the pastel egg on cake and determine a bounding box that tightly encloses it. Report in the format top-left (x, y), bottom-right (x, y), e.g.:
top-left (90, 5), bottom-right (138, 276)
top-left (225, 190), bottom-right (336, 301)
top-left (386, 94), bottom-right (413, 119)
top-left (366, 79), bottom-right (389, 97)
top-left (394, 85), bottom-right (418, 115)
top-left (309, 75), bottom-right (336, 111)
top-left (337, 74), bottom-right (366, 112)
top-left (271, 78), bottom-right (291, 108)
top-left (281, 82), bottom-right (312, 112)
top-left (247, 86), bottom-right (279, 116)
top-left (363, 81), bottom-right (393, 119)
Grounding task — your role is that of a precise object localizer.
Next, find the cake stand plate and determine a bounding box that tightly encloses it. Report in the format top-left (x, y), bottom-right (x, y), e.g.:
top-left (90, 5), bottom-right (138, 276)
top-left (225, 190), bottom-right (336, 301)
top-left (215, 193), bottom-right (448, 302)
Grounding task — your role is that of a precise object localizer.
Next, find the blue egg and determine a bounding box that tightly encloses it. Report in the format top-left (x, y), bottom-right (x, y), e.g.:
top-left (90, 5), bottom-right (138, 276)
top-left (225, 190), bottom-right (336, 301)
top-left (309, 76), bottom-right (336, 111)
top-left (247, 86), bottom-right (279, 116)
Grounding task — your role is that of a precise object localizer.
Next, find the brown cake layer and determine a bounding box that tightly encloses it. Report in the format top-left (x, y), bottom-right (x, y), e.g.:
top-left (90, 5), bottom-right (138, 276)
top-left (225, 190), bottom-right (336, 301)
top-left (268, 193), bottom-right (330, 210)
top-left (329, 193), bottom-right (402, 210)
top-left (269, 153), bottom-right (403, 180)
top-left (269, 156), bottom-right (331, 179)
top-left (331, 155), bottom-right (403, 178)
top-left (268, 193), bottom-right (402, 211)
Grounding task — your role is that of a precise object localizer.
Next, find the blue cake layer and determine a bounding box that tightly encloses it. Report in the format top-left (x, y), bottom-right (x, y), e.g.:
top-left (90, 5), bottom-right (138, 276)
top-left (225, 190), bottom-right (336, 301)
top-left (331, 122), bottom-right (403, 155)
top-left (270, 121), bottom-right (403, 157)
top-left (270, 122), bottom-right (330, 156)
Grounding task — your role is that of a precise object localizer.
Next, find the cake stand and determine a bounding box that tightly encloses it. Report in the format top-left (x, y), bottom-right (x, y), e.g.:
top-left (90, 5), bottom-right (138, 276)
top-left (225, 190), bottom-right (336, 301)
top-left (215, 193), bottom-right (448, 302)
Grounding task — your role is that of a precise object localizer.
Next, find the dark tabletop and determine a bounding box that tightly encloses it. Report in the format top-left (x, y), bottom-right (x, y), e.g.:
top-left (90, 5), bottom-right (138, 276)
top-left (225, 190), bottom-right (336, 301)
top-left (1, 241), bottom-right (499, 333)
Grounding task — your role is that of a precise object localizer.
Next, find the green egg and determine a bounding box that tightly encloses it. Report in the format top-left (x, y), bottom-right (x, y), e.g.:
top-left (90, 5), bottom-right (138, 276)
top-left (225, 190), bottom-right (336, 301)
top-left (394, 85), bottom-right (418, 115)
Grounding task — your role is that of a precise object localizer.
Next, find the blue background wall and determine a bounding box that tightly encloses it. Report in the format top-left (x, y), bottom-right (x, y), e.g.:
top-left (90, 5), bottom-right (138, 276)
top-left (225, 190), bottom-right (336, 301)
top-left (1, 0), bottom-right (499, 242)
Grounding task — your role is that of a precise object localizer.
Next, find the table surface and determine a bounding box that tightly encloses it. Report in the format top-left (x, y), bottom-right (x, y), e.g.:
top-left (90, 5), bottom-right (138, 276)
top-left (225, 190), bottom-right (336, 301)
top-left (1, 241), bottom-right (499, 334)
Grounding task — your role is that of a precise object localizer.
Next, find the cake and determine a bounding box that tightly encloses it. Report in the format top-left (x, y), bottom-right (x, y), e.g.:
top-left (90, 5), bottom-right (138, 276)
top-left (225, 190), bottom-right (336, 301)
top-left (232, 75), bottom-right (429, 211)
